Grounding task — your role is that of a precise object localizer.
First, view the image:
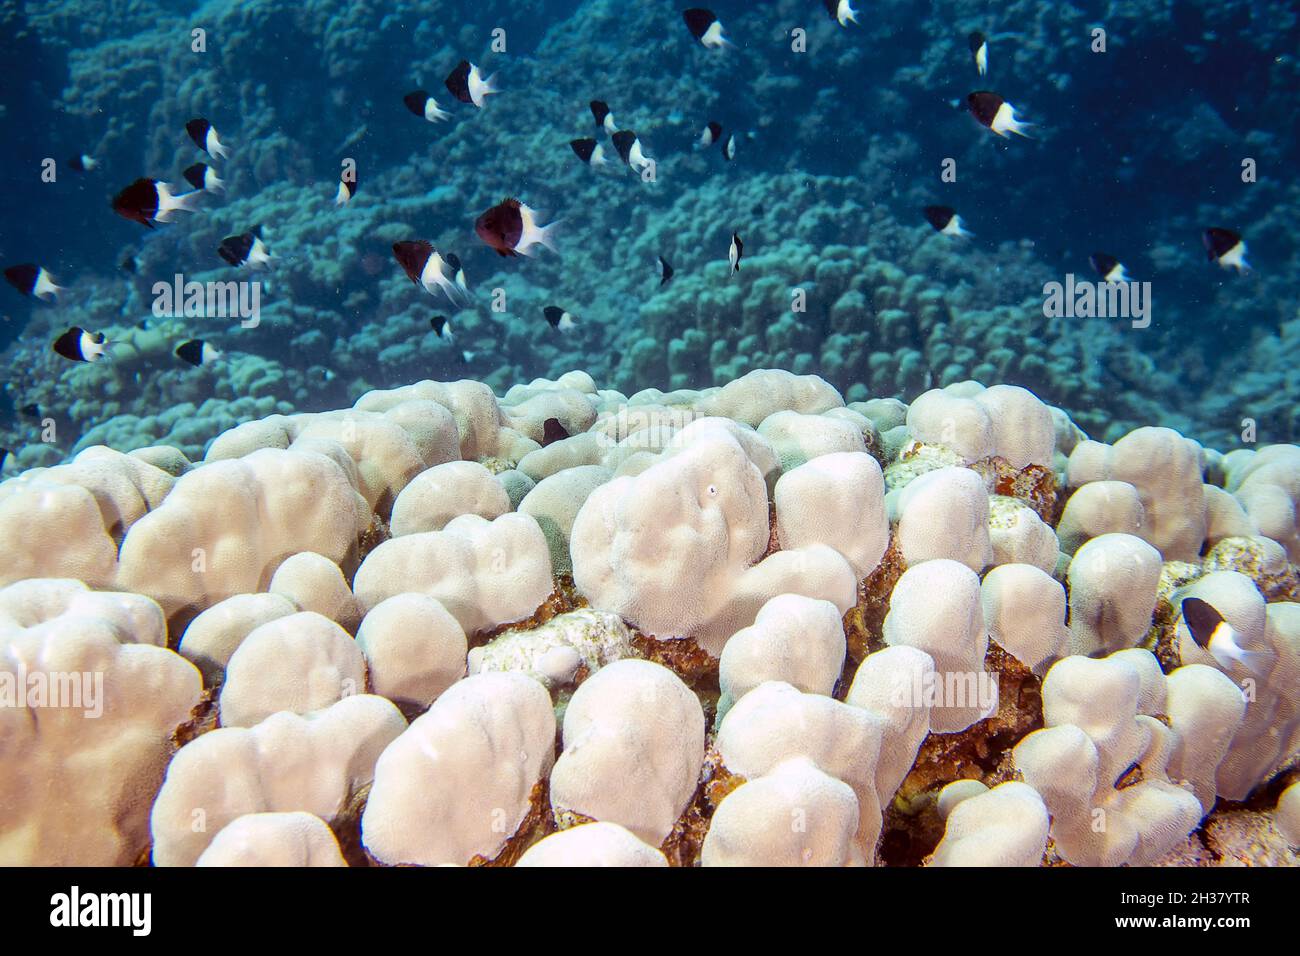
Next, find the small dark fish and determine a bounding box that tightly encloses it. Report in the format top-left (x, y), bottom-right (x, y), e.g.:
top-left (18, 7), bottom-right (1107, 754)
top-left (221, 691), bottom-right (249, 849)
top-left (430, 315), bottom-right (453, 339)
top-left (683, 8), bottom-right (729, 48)
top-left (969, 31), bottom-right (988, 75)
top-left (111, 177), bottom-right (201, 228)
top-left (1088, 252), bottom-right (1130, 283)
top-left (67, 154), bottom-right (97, 173)
top-left (52, 326), bottom-right (107, 363)
top-left (658, 255), bottom-right (674, 285)
top-left (611, 130), bottom-right (652, 172)
top-left (182, 162), bottom-right (225, 193)
top-left (543, 305), bottom-right (576, 331)
top-left (20, 403), bottom-right (41, 419)
top-left (121, 255), bottom-right (137, 274)
top-left (1181, 597), bottom-right (1268, 673)
top-left (699, 121), bottom-right (723, 148)
top-left (403, 89), bottom-right (450, 122)
top-left (175, 338), bottom-right (222, 367)
top-left (138, 319), bottom-right (150, 330)
top-left (4, 264), bottom-right (62, 301)
top-left (542, 417), bottom-right (570, 446)
top-left (336, 176), bottom-right (357, 206)
top-left (218, 230), bottom-right (272, 269)
top-left (967, 91), bottom-right (1031, 138)
top-left (393, 241), bottom-right (466, 304)
top-left (923, 205), bottom-right (973, 237)
top-left (824, 0), bottom-right (859, 26)
top-left (474, 198), bottom-right (558, 257)
top-left (445, 60), bottom-right (497, 107)
top-left (729, 232), bottom-right (743, 274)
top-left (444, 252), bottom-right (470, 299)
top-left (590, 100), bottom-right (616, 134)
top-left (185, 118), bottom-right (230, 159)
top-left (570, 137), bottom-right (607, 166)
top-left (1203, 228), bottom-right (1250, 273)
top-left (0, 448), bottom-right (9, 471)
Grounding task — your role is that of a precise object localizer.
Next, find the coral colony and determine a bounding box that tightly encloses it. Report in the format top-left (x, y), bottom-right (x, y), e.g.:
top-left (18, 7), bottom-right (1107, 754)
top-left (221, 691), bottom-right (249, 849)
top-left (1, 0), bottom-right (1298, 875)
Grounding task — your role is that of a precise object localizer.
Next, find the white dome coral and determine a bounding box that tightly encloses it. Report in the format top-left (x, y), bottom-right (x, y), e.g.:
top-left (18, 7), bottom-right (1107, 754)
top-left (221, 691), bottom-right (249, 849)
top-left (570, 428), bottom-right (857, 655)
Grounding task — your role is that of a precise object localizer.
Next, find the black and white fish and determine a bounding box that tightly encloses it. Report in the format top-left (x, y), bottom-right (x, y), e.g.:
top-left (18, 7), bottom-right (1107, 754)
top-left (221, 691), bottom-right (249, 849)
top-left (0, 448), bottom-right (9, 471)
top-left (611, 130), bottom-right (653, 173)
top-left (474, 199), bottom-right (560, 258)
top-left (52, 326), bottom-right (107, 363)
top-left (1203, 228), bottom-right (1250, 273)
top-left (336, 175), bottom-right (357, 206)
top-left (430, 315), bottom-right (453, 340)
top-left (544, 305), bottom-right (577, 331)
top-left (824, 0), bottom-right (859, 27)
top-left (683, 8), bottom-right (730, 48)
top-left (175, 339), bottom-right (222, 367)
top-left (445, 60), bottom-right (497, 108)
top-left (111, 178), bottom-right (202, 228)
top-left (1089, 252), bottom-right (1130, 283)
top-left (967, 91), bottom-right (1032, 138)
top-left (444, 252), bottom-right (470, 299)
top-left (722, 133), bottom-right (737, 161)
top-left (699, 121), bottom-right (723, 148)
top-left (969, 32), bottom-right (988, 75)
top-left (218, 229), bottom-right (273, 269)
top-left (182, 162), bottom-right (225, 193)
top-left (590, 100), bottom-right (618, 135)
top-left (1181, 597), bottom-right (1269, 675)
top-left (658, 255), bottom-right (674, 285)
top-left (403, 89), bottom-right (451, 122)
top-left (67, 154), bottom-right (97, 173)
top-left (393, 240), bottom-right (470, 303)
top-left (728, 232), bottom-right (743, 274)
top-left (923, 205), bottom-right (973, 238)
top-left (20, 403), bottom-right (41, 419)
top-left (185, 118), bottom-right (230, 160)
top-left (569, 137), bottom-right (608, 166)
top-left (4, 264), bottom-right (63, 301)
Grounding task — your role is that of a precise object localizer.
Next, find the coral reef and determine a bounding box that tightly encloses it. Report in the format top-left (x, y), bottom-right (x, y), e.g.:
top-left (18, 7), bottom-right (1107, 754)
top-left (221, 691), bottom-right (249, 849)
top-left (2, 367), bottom-right (1297, 866)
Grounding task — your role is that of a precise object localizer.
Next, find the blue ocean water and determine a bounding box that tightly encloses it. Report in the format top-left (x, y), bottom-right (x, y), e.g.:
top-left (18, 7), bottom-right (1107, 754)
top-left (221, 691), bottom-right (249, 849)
top-left (1, 0), bottom-right (1297, 465)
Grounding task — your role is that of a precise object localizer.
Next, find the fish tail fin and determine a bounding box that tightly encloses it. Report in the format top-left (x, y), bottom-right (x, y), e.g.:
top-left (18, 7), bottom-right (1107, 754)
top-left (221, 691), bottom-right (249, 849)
top-left (1237, 649), bottom-right (1271, 676)
top-left (211, 139), bottom-right (231, 160)
top-left (536, 218), bottom-right (562, 254)
top-left (34, 273), bottom-right (63, 301)
top-left (155, 183), bottom-right (203, 220)
top-left (471, 72), bottom-right (499, 106)
top-left (448, 282), bottom-right (472, 308)
top-left (521, 212), bottom-right (561, 255)
top-left (209, 173), bottom-right (226, 193)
